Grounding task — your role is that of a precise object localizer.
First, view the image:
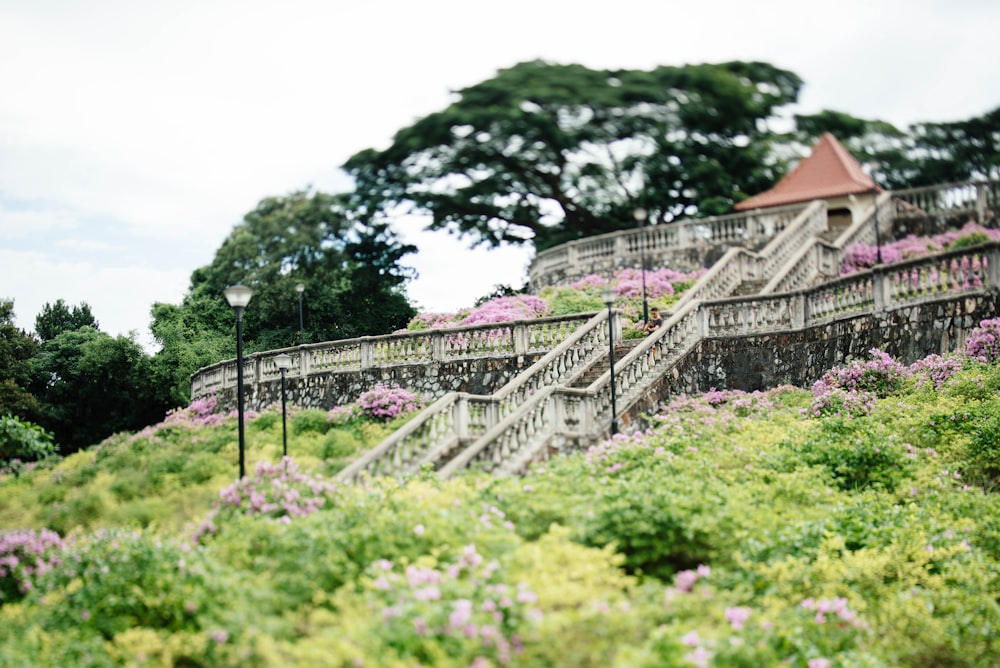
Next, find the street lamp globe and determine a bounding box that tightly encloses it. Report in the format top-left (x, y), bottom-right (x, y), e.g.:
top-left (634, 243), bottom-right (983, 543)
top-left (224, 284), bottom-right (254, 310)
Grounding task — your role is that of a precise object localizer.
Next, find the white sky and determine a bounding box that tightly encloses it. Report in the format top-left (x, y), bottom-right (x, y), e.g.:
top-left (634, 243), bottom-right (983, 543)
top-left (2, 0), bottom-right (998, 349)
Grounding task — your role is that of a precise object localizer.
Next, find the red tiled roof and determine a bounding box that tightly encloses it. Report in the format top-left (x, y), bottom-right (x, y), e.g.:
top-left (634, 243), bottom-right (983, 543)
top-left (734, 133), bottom-right (877, 211)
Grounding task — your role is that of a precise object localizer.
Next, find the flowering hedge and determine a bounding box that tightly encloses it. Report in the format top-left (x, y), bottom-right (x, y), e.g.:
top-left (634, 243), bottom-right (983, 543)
top-left (841, 222), bottom-right (1000, 275)
top-left (0, 529), bottom-right (65, 603)
top-left (355, 384), bottom-right (426, 423)
top-left (966, 317), bottom-right (1000, 364)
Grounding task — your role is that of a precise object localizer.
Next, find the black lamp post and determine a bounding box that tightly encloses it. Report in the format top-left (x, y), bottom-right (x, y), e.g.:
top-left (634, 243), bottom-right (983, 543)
top-left (273, 353), bottom-right (292, 458)
top-left (634, 208), bottom-right (649, 324)
top-left (602, 288), bottom-right (618, 435)
top-left (295, 282), bottom-right (305, 343)
top-left (224, 284), bottom-right (254, 479)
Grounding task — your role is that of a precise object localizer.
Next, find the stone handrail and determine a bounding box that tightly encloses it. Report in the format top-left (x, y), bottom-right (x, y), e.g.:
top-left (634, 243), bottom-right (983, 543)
top-left (190, 312), bottom-right (595, 400)
top-left (668, 201), bottom-right (827, 314)
top-left (437, 241), bottom-right (999, 478)
top-left (438, 300), bottom-right (702, 478)
top-left (528, 203), bottom-right (809, 289)
top-left (334, 310), bottom-right (615, 483)
top-left (832, 191), bottom-right (893, 251)
top-left (761, 191), bottom-right (893, 295)
top-left (893, 179), bottom-right (1000, 223)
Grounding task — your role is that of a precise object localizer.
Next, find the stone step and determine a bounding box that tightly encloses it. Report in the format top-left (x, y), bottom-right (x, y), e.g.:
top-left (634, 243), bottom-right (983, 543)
top-left (569, 341), bottom-right (641, 389)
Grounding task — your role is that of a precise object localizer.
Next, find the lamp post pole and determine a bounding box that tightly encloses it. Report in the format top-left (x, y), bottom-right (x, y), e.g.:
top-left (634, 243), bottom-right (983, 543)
top-left (273, 353), bottom-right (292, 458)
top-left (295, 282), bottom-right (305, 343)
top-left (634, 208), bottom-right (649, 324)
top-left (224, 284), bottom-right (254, 480)
top-left (602, 288), bottom-right (618, 436)
top-left (872, 187), bottom-right (883, 265)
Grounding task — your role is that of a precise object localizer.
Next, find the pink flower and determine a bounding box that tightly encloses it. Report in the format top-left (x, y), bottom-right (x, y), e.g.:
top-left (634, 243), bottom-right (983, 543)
top-left (725, 606), bottom-right (752, 631)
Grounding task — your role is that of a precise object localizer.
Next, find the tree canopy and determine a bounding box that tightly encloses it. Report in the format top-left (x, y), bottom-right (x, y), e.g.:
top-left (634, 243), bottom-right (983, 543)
top-left (150, 189), bottom-right (418, 385)
top-left (34, 299), bottom-right (99, 342)
top-left (346, 60), bottom-right (803, 251)
top-left (0, 299), bottom-right (40, 419)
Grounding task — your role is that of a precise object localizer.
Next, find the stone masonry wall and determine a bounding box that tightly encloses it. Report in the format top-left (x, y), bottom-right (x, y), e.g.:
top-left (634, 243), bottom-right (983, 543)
top-left (624, 292), bottom-right (1000, 427)
top-left (216, 353), bottom-right (543, 412)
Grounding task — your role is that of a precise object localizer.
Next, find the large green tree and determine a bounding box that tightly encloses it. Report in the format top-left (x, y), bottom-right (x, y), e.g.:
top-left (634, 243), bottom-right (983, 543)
top-left (29, 327), bottom-right (162, 453)
top-left (0, 299), bottom-right (40, 419)
top-left (154, 189), bottom-right (416, 368)
top-left (345, 60), bottom-right (802, 252)
top-left (34, 299), bottom-right (99, 342)
top-left (909, 106), bottom-right (1000, 186)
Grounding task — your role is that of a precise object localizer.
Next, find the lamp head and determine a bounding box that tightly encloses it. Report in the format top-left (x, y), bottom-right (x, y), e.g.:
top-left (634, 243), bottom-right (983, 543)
top-left (633, 208), bottom-right (648, 223)
top-left (602, 288), bottom-right (617, 307)
top-left (295, 282), bottom-right (305, 294)
top-left (273, 353), bottom-right (293, 371)
top-left (224, 284), bottom-right (254, 310)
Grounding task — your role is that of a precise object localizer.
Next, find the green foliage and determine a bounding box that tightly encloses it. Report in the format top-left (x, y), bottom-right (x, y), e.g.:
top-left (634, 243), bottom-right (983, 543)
top-left (542, 286), bottom-right (606, 317)
top-left (347, 60), bottom-right (802, 251)
top-left (3, 354), bottom-right (1000, 665)
top-left (950, 231), bottom-right (992, 249)
top-left (0, 414), bottom-right (56, 467)
top-left (33, 298), bottom-right (98, 342)
top-left (577, 462), bottom-right (727, 579)
top-left (173, 189), bottom-right (416, 354)
top-left (792, 418), bottom-right (912, 492)
top-left (28, 326), bottom-right (166, 453)
top-left (291, 408), bottom-right (332, 436)
top-left (0, 299), bottom-right (40, 420)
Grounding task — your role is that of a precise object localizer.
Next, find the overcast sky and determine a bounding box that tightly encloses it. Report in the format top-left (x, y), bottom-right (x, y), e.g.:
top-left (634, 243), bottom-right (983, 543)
top-left (2, 0), bottom-right (998, 349)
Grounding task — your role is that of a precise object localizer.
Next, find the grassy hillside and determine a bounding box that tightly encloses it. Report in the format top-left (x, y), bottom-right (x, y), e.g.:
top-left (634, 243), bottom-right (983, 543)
top-left (2, 316), bottom-right (1000, 666)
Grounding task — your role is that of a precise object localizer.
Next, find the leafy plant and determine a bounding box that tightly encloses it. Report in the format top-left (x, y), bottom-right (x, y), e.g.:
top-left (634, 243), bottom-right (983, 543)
top-left (0, 415), bottom-right (56, 472)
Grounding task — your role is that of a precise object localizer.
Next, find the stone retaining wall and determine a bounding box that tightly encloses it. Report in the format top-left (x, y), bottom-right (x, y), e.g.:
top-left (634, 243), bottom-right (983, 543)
top-left (215, 354), bottom-right (542, 412)
top-left (623, 292), bottom-right (1000, 427)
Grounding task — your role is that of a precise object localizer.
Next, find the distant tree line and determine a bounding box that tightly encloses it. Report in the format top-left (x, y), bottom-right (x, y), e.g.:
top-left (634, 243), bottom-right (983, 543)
top-left (2, 59), bottom-right (997, 455)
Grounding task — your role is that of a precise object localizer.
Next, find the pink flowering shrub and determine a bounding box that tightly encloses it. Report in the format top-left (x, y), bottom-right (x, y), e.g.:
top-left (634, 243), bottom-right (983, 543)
top-left (966, 317), bottom-right (1000, 364)
top-left (841, 223), bottom-right (1000, 276)
top-left (360, 544), bottom-right (540, 666)
top-left (706, 595), bottom-right (868, 667)
top-left (356, 384), bottom-right (426, 423)
top-left (807, 349), bottom-right (909, 418)
top-left (195, 457), bottom-right (337, 542)
top-left (908, 353), bottom-right (964, 390)
top-left (462, 295), bottom-right (550, 326)
top-left (0, 529), bottom-right (65, 603)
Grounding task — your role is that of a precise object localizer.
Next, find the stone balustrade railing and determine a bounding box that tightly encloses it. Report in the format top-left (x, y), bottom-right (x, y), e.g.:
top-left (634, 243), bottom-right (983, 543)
top-left (333, 310), bottom-right (616, 483)
top-left (528, 203), bottom-right (808, 289)
top-left (190, 312), bottom-right (595, 400)
top-left (668, 201), bottom-right (826, 314)
top-left (436, 241), bottom-right (999, 478)
top-left (893, 179), bottom-right (999, 224)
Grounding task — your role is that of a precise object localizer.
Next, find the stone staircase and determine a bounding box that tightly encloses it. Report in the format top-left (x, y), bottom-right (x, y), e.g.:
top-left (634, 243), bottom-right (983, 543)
top-left (336, 200), bottom-right (834, 483)
top-left (568, 341), bottom-right (642, 388)
top-left (308, 180), bottom-right (1000, 483)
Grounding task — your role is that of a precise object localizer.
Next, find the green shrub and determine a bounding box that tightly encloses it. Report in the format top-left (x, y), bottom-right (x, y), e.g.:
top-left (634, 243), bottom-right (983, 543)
top-left (321, 429), bottom-right (361, 460)
top-left (793, 418), bottom-right (912, 492)
top-left (950, 231), bottom-right (991, 250)
top-left (576, 464), bottom-right (728, 579)
top-left (0, 415), bottom-right (57, 469)
top-left (108, 469), bottom-right (152, 501)
top-left (291, 409), bottom-right (332, 436)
